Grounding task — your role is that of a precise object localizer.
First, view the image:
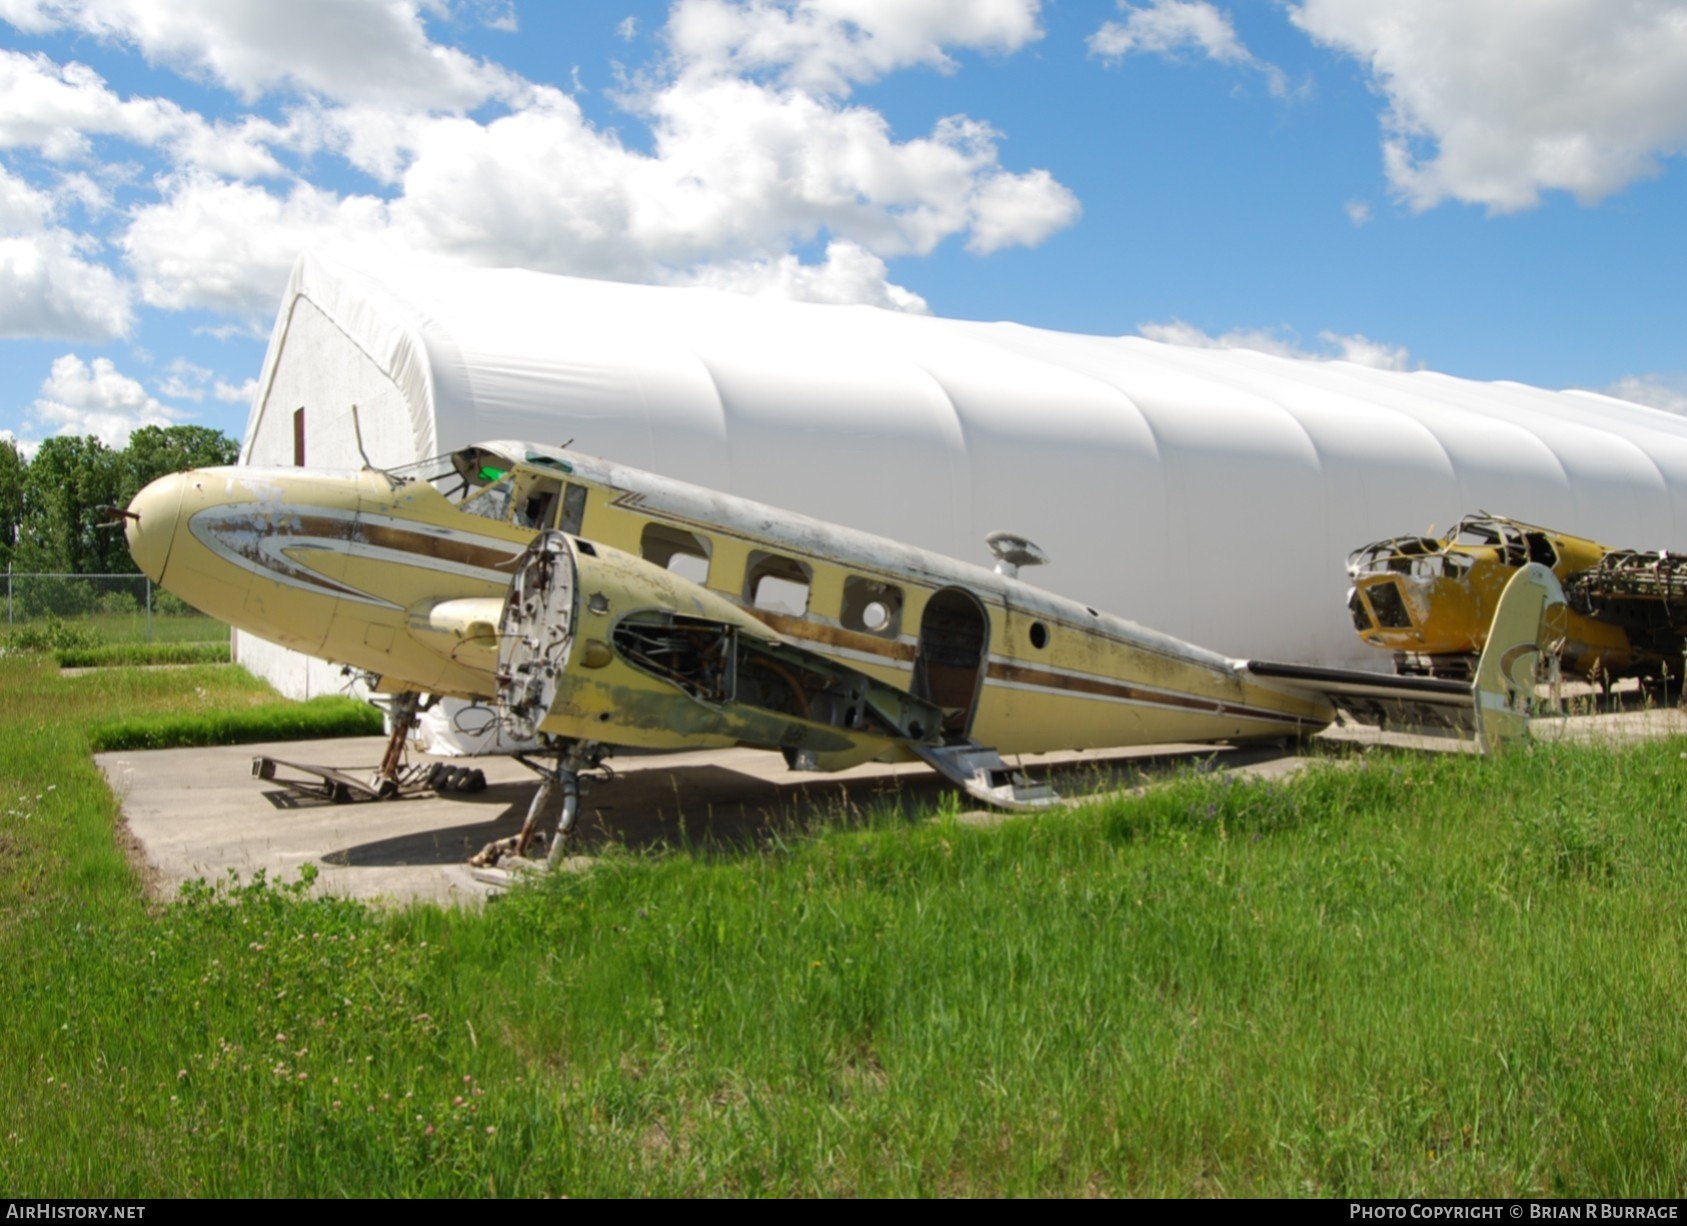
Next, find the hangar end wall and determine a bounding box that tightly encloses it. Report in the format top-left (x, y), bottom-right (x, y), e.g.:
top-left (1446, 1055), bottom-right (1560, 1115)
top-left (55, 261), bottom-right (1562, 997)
top-left (245, 296), bottom-right (420, 471)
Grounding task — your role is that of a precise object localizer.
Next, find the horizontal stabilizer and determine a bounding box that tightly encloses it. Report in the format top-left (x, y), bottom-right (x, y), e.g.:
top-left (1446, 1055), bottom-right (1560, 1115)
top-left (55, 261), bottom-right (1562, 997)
top-left (1244, 660), bottom-right (1475, 734)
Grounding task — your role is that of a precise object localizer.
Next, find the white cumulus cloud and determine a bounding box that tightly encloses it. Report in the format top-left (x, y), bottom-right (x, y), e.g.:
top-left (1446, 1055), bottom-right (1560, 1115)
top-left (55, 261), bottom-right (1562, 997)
top-left (0, 50), bottom-right (285, 176)
top-left (1, 0), bottom-right (520, 109)
top-left (0, 430), bottom-right (38, 460)
top-left (1090, 0), bottom-right (1286, 94)
top-left (470, 0), bottom-right (516, 34)
top-left (1139, 318), bottom-right (1413, 370)
top-left (1288, 0), bottom-right (1687, 212)
top-left (965, 165), bottom-right (1080, 254)
top-left (677, 239), bottom-right (927, 310)
top-left (664, 0), bottom-right (1044, 96)
top-left (6, 0), bottom-right (1081, 334)
top-left (0, 164), bottom-right (132, 339)
top-left (28, 352), bottom-right (183, 446)
top-left (121, 172), bottom-right (395, 316)
top-left (154, 357), bottom-right (210, 400)
top-left (119, 42), bottom-right (1079, 318)
top-left (1600, 374), bottom-right (1687, 415)
top-left (213, 376), bottom-right (257, 403)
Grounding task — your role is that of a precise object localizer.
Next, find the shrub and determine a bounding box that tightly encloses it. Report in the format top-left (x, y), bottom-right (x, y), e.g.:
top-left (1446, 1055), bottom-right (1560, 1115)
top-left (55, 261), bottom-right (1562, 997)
top-left (94, 588), bottom-right (140, 616)
top-left (4, 613), bottom-right (101, 654)
top-left (151, 589), bottom-right (195, 617)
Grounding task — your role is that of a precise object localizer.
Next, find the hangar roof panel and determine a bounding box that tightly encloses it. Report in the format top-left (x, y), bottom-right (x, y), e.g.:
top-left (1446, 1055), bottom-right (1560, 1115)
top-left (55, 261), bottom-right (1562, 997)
top-left (244, 249), bottom-right (1687, 664)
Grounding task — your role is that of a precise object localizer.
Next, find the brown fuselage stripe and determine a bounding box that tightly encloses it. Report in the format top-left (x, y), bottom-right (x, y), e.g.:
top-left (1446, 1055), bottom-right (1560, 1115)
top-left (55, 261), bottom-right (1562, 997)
top-left (355, 521), bottom-right (519, 572)
top-left (755, 610), bottom-right (918, 661)
top-left (195, 511), bottom-right (366, 599)
top-left (760, 614), bottom-right (1316, 728)
top-left (988, 661), bottom-right (1315, 726)
top-left (269, 515), bottom-right (518, 573)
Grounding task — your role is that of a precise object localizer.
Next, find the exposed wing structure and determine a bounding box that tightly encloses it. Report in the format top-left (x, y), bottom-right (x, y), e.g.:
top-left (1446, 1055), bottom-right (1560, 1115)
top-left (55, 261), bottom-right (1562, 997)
top-left (1254, 561), bottom-right (1571, 752)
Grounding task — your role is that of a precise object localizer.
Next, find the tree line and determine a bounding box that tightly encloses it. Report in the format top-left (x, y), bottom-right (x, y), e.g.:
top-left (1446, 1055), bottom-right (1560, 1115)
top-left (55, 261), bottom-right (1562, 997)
top-left (0, 425), bottom-right (238, 577)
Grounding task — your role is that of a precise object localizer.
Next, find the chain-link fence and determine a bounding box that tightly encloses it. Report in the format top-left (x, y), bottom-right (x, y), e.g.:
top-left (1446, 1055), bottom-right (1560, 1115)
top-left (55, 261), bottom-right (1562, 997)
top-left (3, 572), bottom-right (229, 644)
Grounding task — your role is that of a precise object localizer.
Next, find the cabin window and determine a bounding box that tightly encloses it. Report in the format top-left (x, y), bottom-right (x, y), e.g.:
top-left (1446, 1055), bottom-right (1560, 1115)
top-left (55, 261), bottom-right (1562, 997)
top-left (1028, 621), bottom-right (1050, 650)
top-left (1366, 580), bottom-right (1414, 629)
top-left (642, 523), bottom-right (712, 585)
top-left (1526, 532), bottom-right (1558, 567)
top-left (515, 478), bottom-right (565, 530)
top-left (1455, 522), bottom-right (1501, 548)
top-left (460, 474), bottom-right (515, 522)
top-left (840, 576), bottom-right (902, 637)
top-left (1348, 588), bottom-right (1373, 632)
top-left (456, 472), bottom-right (568, 529)
top-left (744, 551), bottom-right (811, 616)
top-left (560, 483), bottom-right (587, 534)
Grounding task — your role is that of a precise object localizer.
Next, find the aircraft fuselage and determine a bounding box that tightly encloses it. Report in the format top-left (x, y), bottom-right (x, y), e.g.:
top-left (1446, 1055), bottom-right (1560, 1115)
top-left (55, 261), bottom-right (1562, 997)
top-left (126, 441), bottom-right (1334, 764)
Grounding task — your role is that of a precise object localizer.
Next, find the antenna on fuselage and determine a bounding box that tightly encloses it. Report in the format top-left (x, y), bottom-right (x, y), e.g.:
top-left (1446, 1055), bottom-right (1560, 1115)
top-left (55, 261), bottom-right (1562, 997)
top-left (986, 531), bottom-right (1049, 580)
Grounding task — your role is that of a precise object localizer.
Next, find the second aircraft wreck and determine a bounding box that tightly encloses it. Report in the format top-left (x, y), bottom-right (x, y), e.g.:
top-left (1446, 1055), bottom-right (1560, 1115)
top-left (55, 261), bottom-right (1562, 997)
top-left (122, 443), bottom-right (1564, 867)
top-left (1349, 512), bottom-right (1687, 686)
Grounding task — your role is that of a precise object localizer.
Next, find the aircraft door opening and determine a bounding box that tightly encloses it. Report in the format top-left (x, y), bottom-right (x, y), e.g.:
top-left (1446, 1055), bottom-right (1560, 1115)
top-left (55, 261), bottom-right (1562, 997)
top-left (914, 587), bottom-right (990, 739)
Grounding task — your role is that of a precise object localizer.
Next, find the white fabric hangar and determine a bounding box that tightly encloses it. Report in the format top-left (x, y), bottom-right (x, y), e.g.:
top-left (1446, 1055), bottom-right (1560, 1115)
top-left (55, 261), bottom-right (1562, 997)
top-left (240, 248), bottom-right (1687, 700)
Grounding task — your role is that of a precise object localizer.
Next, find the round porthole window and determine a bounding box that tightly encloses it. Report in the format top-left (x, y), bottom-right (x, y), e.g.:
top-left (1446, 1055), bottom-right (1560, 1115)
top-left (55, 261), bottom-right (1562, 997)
top-left (862, 600), bottom-right (892, 631)
top-left (1029, 621), bottom-right (1049, 649)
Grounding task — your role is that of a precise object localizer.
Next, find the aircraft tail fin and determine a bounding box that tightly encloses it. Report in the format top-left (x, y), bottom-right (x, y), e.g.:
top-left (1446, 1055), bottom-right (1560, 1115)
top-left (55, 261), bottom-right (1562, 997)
top-left (1472, 561), bottom-right (1567, 753)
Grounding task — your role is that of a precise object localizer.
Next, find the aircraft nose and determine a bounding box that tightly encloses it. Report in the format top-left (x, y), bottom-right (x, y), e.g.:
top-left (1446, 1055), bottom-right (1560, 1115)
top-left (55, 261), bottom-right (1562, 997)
top-left (125, 471), bottom-right (188, 583)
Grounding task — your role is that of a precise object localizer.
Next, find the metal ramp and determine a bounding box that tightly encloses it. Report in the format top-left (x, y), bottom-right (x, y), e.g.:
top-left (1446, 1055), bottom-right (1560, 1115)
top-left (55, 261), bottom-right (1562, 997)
top-left (913, 741), bottom-right (1061, 812)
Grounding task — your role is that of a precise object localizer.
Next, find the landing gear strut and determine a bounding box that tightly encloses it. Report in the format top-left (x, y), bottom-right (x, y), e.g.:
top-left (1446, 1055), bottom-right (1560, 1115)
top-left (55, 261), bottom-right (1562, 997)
top-left (469, 737), bottom-right (608, 870)
top-left (373, 690), bottom-right (431, 796)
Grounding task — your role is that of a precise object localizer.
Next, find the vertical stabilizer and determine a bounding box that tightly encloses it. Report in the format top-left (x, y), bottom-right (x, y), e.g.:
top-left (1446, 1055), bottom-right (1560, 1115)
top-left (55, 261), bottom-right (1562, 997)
top-left (1473, 562), bottom-right (1568, 753)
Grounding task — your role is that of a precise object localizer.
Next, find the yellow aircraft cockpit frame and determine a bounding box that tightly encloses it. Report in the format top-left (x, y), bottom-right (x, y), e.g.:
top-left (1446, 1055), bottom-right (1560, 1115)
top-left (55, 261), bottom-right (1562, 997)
top-left (1347, 513), bottom-right (1625, 680)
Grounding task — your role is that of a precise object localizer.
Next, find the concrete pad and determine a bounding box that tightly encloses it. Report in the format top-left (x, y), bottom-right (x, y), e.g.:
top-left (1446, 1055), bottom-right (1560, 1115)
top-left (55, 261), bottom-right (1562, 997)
top-left (1532, 704), bottom-right (1687, 745)
top-left (99, 697), bottom-right (1687, 908)
top-left (98, 737), bottom-right (1310, 906)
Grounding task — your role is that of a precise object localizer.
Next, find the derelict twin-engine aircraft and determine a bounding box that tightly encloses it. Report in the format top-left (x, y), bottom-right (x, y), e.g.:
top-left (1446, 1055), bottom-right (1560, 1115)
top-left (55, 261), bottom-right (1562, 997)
top-left (1349, 513), bottom-right (1687, 688)
top-left (123, 439), bottom-right (1567, 866)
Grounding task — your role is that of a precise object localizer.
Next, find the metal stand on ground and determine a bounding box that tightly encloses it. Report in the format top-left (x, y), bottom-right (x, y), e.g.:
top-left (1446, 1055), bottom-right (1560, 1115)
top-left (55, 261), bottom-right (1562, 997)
top-left (250, 690), bottom-right (484, 805)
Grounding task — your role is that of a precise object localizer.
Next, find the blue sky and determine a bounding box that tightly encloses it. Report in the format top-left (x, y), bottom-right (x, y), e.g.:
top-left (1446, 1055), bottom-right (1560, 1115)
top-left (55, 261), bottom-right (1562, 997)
top-left (2, 0), bottom-right (1684, 452)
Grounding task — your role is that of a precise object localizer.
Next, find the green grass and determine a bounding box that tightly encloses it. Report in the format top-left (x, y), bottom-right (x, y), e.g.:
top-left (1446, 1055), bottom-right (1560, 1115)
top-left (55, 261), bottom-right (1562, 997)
top-left (87, 693), bottom-right (382, 751)
top-left (56, 642), bottom-right (231, 669)
top-left (3, 656), bottom-right (1687, 1195)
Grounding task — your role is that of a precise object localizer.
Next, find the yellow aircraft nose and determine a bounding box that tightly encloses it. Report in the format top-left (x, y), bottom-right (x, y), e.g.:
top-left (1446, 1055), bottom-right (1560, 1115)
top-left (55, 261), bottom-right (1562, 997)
top-left (125, 471), bottom-right (188, 583)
